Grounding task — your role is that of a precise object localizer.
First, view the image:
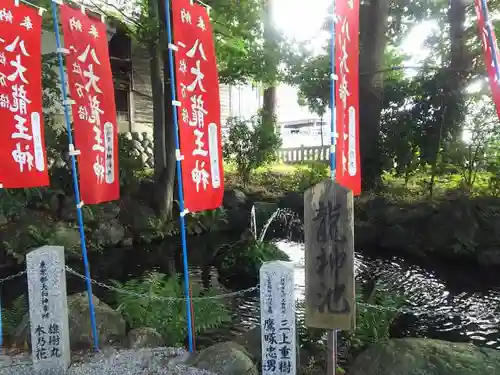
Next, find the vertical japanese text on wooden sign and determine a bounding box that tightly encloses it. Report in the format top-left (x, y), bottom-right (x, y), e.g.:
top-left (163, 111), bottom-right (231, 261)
top-left (0, 0), bottom-right (49, 188)
top-left (60, 5), bottom-right (119, 204)
top-left (171, 0), bottom-right (224, 212)
top-left (304, 179), bottom-right (355, 330)
top-left (335, 0), bottom-right (361, 196)
top-left (260, 261), bottom-right (297, 375)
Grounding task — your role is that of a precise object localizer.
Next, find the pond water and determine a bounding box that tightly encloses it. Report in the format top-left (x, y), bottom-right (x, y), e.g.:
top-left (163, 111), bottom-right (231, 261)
top-left (2, 216), bottom-right (500, 351)
top-left (226, 239), bottom-right (500, 350)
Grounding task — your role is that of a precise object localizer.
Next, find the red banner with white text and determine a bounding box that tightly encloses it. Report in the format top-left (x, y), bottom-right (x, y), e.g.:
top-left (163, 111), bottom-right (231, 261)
top-left (60, 4), bottom-right (119, 204)
top-left (474, 0), bottom-right (500, 121)
top-left (0, 1), bottom-right (49, 188)
top-left (171, 0), bottom-right (224, 212)
top-left (335, 0), bottom-right (361, 196)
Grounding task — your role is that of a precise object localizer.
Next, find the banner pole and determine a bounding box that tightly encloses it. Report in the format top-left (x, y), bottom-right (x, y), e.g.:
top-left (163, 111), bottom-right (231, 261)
top-left (50, 0), bottom-right (99, 351)
top-left (163, 0), bottom-right (195, 352)
top-left (329, 1), bottom-right (339, 374)
top-left (480, 0), bottom-right (500, 81)
top-left (329, 0), bottom-right (336, 181)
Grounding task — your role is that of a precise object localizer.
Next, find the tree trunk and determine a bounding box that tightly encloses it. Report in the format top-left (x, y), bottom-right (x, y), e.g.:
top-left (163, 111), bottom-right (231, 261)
top-left (446, 0), bottom-right (469, 141)
top-left (148, 0), bottom-right (175, 220)
top-left (262, 0), bottom-right (278, 126)
top-left (148, 0), bottom-right (169, 218)
top-left (358, 0), bottom-right (390, 190)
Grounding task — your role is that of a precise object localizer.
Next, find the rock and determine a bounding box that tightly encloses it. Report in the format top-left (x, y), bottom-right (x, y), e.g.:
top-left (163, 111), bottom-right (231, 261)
top-left (131, 132), bottom-right (143, 142)
top-left (92, 219), bottom-right (126, 247)
top-left (234, 328), bottom-right (260, 361)
top-left (96, 202), bottom-right (121, 221)
top-left (279, 192), bottom-right (303, 216)
top-left (223, 189), bottom-right (247, 209)
top-left (350, 338), bottom-right (500, 375)
top-left (60, 196), bottom-right (78, 221)
top-left (0, 213), bottom-right (7, 226)
top-left (15, 293), bottom-right (126, 349)
top-left (50, 223), bottom-right (81, 253)
top-left (187, 342), bottom-right (257, 375)
top-left (67, 293), bottom-right (126, 348)
top-left (132, 139), bottom-right (145, 153)
top-left (127, 327), bottom-right (165, 349)
top-left (120, 200), bottom-right (156, 235)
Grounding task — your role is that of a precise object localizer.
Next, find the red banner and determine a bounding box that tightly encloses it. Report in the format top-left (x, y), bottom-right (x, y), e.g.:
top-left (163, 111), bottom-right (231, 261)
top-left (60, 5), bottom-right (119, 204)
top-left (335, 0), bottom-right (361, 196)
top-left (171, 0), bottom-right (224, 213)
top-left (0, 1), bottom-right (49, 188)
top-left (474, 0), bottom-right (500, 121)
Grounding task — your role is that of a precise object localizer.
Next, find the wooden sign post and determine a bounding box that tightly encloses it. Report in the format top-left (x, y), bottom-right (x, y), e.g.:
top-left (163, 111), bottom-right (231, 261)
top-left (304, 179), bottom-right (356, 373)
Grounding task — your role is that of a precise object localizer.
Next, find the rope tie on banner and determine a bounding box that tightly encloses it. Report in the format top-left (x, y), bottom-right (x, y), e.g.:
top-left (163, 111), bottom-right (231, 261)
top-left (163, 0), bottom-right (195, 353)
top-left (50, 0), bottom-right (100, 351)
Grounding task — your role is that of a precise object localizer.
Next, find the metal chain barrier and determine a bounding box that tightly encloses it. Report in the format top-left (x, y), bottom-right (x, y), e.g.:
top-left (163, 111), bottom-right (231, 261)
top-left (64, 266), bottom-right (259, 301)
top-left (0, 267), bottom-right (496, 324)
top-left (0, 270), bottom-right (26, 285)
top-left (64, 266), bottom-right (499, 323)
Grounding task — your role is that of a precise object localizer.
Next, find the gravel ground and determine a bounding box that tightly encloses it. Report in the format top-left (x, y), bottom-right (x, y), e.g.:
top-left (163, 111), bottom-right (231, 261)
top-left (0, 347), bottom-right (216, 375)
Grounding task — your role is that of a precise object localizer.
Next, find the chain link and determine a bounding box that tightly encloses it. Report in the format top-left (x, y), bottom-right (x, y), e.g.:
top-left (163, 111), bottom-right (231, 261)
top-left (64, 266), bottom-right (259, 301)
top-left (0, 270), bottom-right (26, 284)
top-left (0, 266), bottom-right (496, 323)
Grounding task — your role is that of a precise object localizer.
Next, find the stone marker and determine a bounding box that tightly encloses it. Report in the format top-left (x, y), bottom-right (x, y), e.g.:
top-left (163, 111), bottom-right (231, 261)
top-left (260, 261), bottom-right (296, 375)
top-left (304, 179), bottom-right (356, 330)
top-left (26, 246), bottom-right (70, 374)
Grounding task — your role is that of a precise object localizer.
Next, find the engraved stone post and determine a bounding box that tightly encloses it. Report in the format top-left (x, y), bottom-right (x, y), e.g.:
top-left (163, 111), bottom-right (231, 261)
top-left (260, 261), bottom-right (296, 375)
top-left (304, 179), bottom-right (356, 330)
top-left (26, 246), bottom-right (70, 374)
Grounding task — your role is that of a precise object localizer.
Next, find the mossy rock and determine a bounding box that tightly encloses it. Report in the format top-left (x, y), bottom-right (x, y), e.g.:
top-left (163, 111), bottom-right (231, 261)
top-left (350, 338), bottom-right (500, 375)
top-left (187, 341), bottom-right (257, 375)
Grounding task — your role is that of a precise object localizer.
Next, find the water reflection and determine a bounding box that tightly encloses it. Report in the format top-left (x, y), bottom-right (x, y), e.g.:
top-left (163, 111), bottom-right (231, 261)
top-left (230, 240), bottom-right (500, 349)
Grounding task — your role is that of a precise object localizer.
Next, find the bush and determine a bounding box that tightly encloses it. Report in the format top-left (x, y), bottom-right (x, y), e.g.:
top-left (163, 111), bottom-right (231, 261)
top-left (216, 234), bottom-right (290, 287)
top-left (112, 272), bottom-right (230, 346)
top-left (223, 115), bottom-right (282, 186)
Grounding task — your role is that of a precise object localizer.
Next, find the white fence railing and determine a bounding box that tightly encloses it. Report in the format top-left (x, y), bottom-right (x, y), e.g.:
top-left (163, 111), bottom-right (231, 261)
top-left (277, 145), bottom-right (330, 164)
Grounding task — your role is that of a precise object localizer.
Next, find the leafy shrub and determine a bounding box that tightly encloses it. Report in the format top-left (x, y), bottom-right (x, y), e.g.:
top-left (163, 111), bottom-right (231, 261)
top-left (112, 272), bottom-right (230, 346)
top-left (292, 162), bottom-right (329, 192)
top-left (1, 294), bottom-right (28, 340)
top-left (223, 115), bottom-right (282, 186)
top-left (348, 284), bottom-right (404, 354)
top-left (216, 235), bottom-right (290, 287)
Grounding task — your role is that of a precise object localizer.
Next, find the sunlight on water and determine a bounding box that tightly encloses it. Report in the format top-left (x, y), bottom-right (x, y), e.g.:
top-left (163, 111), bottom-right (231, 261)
top-left (272, 240), bottom-right (500, 349)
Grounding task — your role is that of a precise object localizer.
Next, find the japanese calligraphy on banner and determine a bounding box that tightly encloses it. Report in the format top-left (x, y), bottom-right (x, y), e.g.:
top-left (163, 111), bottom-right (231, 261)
top-left (474, 0), bottom-right (500, 121)
top-left (171, 0), bottom-right (224, 213)
top-left (335, 0), bottom-right (361, 196)
top-left (0, 1), bottom-right (49, 188)
top-left (60, 4), bottom-right (119, 204)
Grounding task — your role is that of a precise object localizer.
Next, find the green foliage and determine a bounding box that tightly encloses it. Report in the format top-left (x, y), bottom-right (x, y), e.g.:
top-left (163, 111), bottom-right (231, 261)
top-left (216, 235), bottom-right (290, 286)
top-left (137, 207), bottom-right (228, 244)
top-left (223, 115), bottom-right (282, 186)
top-left (117, 135), bottom-right (150, 193)
top-left (1, 294), bottom-right (28, 339)
top-left (350, 285), bottom-right (404, 351)
top-left (112, 272), bottom-right (230, 346)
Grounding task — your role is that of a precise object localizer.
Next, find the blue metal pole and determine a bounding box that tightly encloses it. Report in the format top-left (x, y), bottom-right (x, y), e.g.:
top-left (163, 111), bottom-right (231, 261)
top-left (163, 0), bottom-right (195, 352)
top-left (480, 0), bottom-right (500, 81)
top-left (50, 0), bottom-right (99, 351)
top-left (329, 0), bottom-right (336, 180)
